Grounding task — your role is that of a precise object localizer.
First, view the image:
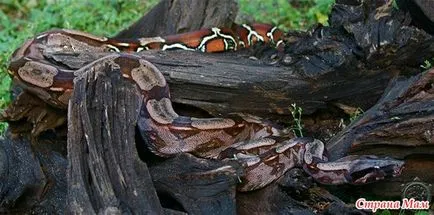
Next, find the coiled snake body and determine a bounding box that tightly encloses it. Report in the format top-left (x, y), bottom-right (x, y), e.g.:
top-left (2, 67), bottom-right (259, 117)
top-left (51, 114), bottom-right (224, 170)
top-left (7, 24), bottom-right (404, 191)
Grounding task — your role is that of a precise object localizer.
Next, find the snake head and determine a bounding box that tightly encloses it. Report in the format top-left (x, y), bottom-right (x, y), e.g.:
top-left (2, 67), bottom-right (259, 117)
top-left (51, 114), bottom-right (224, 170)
top-left (309, 155), bottom-right (405, 185)
top-left (345, 155), bottom-right (405, 185)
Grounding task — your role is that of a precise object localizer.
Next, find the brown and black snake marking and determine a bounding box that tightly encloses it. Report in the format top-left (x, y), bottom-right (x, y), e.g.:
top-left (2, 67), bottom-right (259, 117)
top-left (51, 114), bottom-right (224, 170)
top-left (6, 24), bottom-right (404, 191)
top-left (219, 137), bottom-right (403, 191)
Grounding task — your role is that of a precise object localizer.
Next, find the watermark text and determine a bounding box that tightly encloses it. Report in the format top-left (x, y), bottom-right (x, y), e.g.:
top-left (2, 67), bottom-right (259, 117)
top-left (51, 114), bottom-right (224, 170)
top-left (355, 198), bottom-right (430, 212)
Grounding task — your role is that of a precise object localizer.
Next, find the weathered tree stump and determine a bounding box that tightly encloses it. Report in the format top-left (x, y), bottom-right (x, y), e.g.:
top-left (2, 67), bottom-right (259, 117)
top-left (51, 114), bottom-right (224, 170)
top-left (66, 61), bottom-right (163, 214)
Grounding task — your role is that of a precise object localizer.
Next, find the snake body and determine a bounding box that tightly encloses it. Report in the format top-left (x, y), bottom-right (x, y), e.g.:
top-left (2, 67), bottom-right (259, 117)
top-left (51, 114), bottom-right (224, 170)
top-left (7, 24), bottom-right (404, 191)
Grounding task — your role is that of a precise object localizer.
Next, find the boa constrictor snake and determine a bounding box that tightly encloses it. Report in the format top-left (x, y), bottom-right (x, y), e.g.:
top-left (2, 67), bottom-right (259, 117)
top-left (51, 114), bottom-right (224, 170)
top-left (7, 23), bottom-right (404, 191)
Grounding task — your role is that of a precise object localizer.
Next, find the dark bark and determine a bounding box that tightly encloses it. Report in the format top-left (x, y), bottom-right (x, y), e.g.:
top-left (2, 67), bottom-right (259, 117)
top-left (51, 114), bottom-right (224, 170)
top-left (326, 68), bottom-right (434, 196)
top-left (0, 135), bottom-right (67, 214)
top-left (66, 60), bottom-right (163, 214)
top-left (0, 137), bottom-right (46, 212)
top-left (237, 168), bottom-right (365, 214)
top-left (149, 154), bottom-right (242, 214)
top-left (396, 0), bottom-right (434, 34)
top-left (114, 0), bottom-right (238, 39)
top-left (0, 92), bottom-right (67, 136)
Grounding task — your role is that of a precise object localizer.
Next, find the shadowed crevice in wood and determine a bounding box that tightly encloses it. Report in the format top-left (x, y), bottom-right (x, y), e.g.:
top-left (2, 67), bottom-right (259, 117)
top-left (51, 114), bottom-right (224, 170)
top-left (149, 153), bottom-right (242, 214)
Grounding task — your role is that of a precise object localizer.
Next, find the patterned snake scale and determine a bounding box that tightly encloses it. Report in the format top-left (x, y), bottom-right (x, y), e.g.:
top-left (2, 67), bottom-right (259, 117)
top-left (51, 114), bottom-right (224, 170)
top-left (7, 23), bottom-right (404, 191)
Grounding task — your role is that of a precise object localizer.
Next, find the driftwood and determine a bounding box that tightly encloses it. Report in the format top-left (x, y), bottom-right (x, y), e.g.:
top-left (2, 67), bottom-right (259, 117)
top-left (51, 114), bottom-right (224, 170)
top-left (2, 0), bottom-right (434, 214)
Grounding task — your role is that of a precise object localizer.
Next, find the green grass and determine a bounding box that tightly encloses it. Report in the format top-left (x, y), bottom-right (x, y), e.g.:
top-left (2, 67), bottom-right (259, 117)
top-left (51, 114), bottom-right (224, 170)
top-left (238, 0), bottom-right (334, 31)
top-left (0, 0), bottom-right (334, 133)
top-left (289, 103), bottom-right (304, 137)
top-left (421, 58), bottom-right (434, 70)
